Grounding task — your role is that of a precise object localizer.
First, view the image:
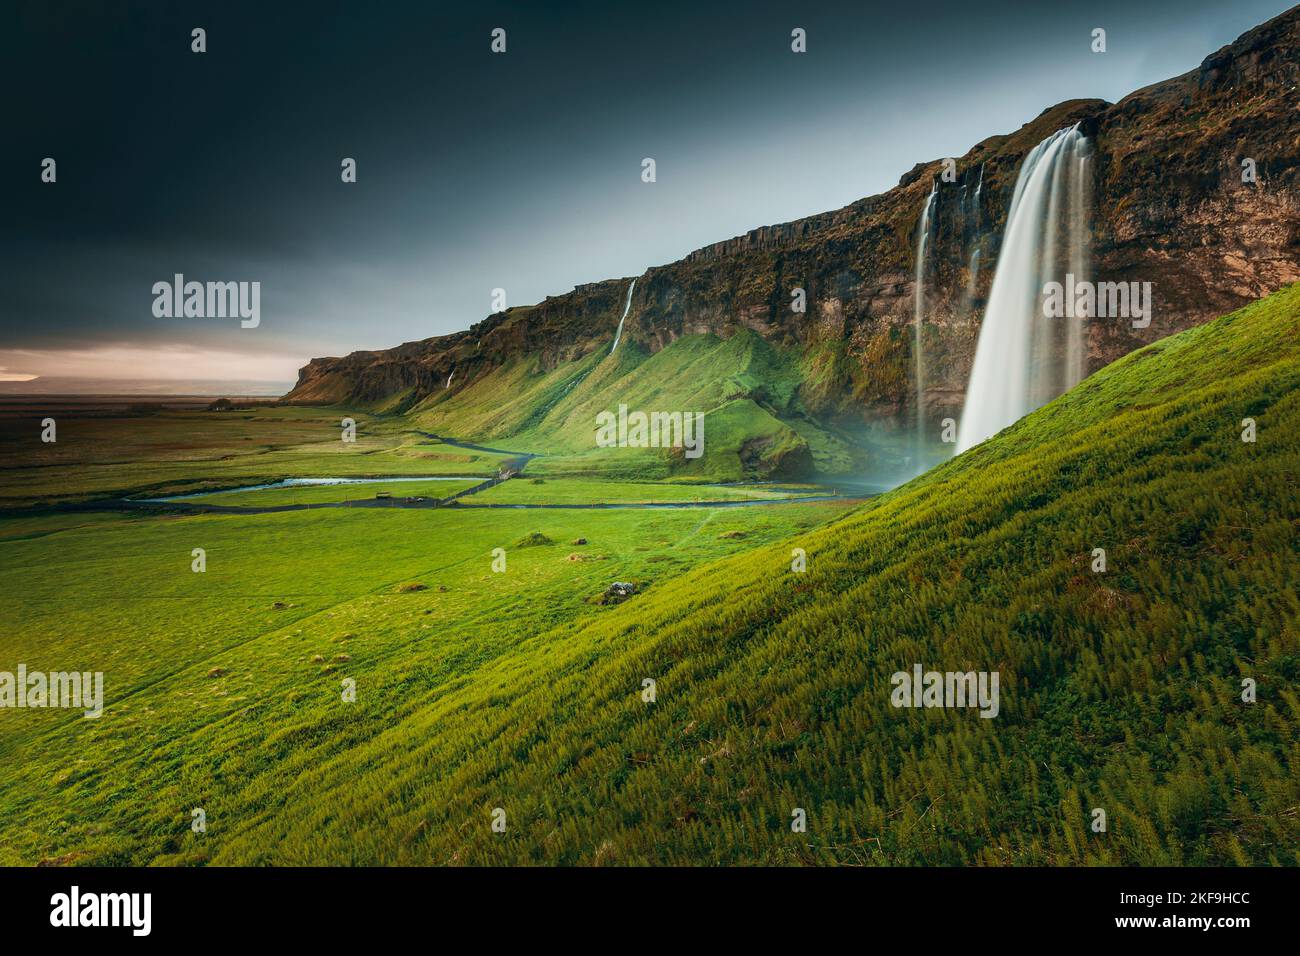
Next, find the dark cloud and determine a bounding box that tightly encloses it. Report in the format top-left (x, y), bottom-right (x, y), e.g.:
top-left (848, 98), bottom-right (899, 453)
top-left (1, 0), bottom-right (1290, 380)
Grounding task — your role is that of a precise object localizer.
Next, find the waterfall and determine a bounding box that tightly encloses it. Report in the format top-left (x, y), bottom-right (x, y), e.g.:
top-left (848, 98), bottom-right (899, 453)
top-left (609, 278), bottom-right (638, 355)
top-left (446, 370), bottom-right (454, 388)
top-left (1065, 147), bottom-right (1092, 390)
top-left (913, 182), bottom-right (937, 466)
top-left (957, 125), bottom-right (1092, 452)
top-left (968, 164), bottom-right (984, 294)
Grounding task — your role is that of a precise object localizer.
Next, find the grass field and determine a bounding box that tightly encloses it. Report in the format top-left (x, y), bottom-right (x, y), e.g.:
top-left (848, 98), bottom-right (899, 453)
top-left (0, 480), bottom-right (849, 864)
top-left (175, 478), bottom-right (487, 508)
top-left (0, 406), bottom-right (513, 507)
top-left (0, 286), bottom-right (1296, 866)
top-left (470, 477), bottom-right (820, 505)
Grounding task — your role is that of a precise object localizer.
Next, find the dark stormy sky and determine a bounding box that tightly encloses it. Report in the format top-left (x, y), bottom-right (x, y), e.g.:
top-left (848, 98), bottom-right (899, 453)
top-left (1, 0), bottom-right (1290, 389)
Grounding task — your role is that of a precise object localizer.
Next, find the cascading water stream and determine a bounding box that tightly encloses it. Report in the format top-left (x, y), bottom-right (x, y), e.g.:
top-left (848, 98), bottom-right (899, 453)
top-left (913, 182), bottom-right (937, 467)
top-left (967, 164), bottom-right (985, 297)
top-left (609, 278), bottom-right (638, 355)
top-left (957, 124), bottom-right (1092, 452)
top-left (1066, 148), bottom-right (1092, 390)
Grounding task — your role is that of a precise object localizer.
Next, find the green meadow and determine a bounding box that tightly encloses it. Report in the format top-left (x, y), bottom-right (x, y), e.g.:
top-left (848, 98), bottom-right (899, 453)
top-left (0, 406), bottom-right (512, 507)
top-left (470, 477), bottom-right (818, 505)
top-left (0, 488), bottom-right (848, 864)
top-left (0, 286), bottom-right (1296, 865)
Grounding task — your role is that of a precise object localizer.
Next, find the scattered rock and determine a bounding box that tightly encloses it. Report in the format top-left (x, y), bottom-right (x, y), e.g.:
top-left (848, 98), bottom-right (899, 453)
top-left (438, 585), bottom-right (449, 592)
top-left (398, 582), bottom-right (428, 592)
top-left (718, 530), bottom-right (746, 539)
top-left (206, 667), bottom-right (227, 678)
top-left (333, 654), bottom-right (351, 662)
top-left (271, 601), bottom-right (289, 610)
top-left (572, 537), bottom-right (587, 545)
top-left (310, 655), bottom-right (325, 663)
top-left (600, 581), bottom-right (638, 605)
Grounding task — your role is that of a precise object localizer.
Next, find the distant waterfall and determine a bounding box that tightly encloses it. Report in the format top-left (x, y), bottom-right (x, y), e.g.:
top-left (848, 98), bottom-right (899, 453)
top-left (609, 278), bottom-right (638, 355)
top-left (913, 183), bottom-right (937, 465)
top-left (957, 125), bottom-right (1092, 452)
top-left (967, 164), bottom-right (985, 297)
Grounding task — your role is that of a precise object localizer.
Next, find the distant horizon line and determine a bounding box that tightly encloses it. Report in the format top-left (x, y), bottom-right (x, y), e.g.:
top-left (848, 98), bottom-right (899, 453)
top-left (0, 376), bottom-right (293, 399)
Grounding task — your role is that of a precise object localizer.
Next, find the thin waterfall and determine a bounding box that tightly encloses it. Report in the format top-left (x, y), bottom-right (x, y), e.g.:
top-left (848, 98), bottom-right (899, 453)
top-left (964, 166), bottom-right (985, 311)
top-left (913, 182), bottom-right (937, 467)
top-left (957, 125), bottom-right (1092, 452)
top-left (610, 278), bottom-right (638, 355)
top-left (955, 166), bottom-right (984, 433)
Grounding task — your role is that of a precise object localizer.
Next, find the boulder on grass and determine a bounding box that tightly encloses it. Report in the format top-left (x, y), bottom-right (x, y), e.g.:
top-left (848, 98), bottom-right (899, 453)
top-left (600, 581), bottom-right (638, 605)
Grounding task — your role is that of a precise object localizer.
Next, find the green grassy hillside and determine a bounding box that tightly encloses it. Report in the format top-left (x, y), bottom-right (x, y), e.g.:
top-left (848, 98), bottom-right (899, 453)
top-left (413, 329), bottom-right (865, 481)
top-left (214, 284), bottom-right (1296, 865)
top-left (0, 494), bottom-right (850, 865)
top-left (1, 286), bottom-right (1295, 866)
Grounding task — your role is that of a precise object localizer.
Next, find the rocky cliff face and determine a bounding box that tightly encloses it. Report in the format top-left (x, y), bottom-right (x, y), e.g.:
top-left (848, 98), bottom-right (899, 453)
top-left (287, 7), bottom-right (1300, 428)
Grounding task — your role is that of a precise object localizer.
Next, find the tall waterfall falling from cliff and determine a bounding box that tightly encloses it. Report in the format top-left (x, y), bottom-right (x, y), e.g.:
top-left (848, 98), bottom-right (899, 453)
top-left (957, 125), bottom-right (1092, 452)
top-left (913, 182), bottom-right (937, 466)
top-left (610, 278), bottom-right (638, 355)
